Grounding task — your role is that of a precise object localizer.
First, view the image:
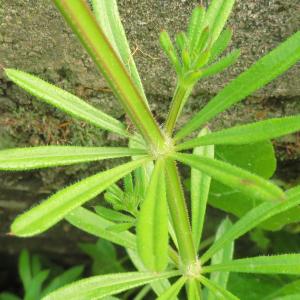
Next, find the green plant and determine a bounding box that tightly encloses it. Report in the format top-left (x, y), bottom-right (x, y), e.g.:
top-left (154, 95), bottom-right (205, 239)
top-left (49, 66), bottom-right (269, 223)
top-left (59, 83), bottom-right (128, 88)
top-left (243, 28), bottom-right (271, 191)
top-left (0, 249), bottom-right (83, 300)
top-left (2, 0), bottom-right (300, 299)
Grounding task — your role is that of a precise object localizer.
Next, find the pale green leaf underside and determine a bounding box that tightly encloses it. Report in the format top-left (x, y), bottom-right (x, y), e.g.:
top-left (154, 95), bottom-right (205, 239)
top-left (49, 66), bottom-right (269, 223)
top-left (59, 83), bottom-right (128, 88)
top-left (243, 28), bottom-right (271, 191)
top-left (198, 275), bottom-right (239, 300)
top-left (203, 254), bottom-right (300, 275)
top-left (201, 186), bottom-right (300, 263)
top-left (208, 218), bottom-right (234, 300)
top-left (5, 69), bottom-right (128, 137)
top-left (137, 160), bottom-right (169, 272)
top-left (66, 207), bottom-right (136, 250)
top-left (92, 0), bottom-right (148, 105)
top-left (42, 271), bottom-right (180, 300)
top-left (11, 157), bottom-right (149, 237)
top-left (172, 153), bottom-right (285, 202)
top-left (177, 115), bottom-right (300, 150)
top-left (176, 30), bottom-right (300, 140)
top-left (191, 127), bottom-right (214, 251)
top-left (0, 146), bottom-right (146, 170)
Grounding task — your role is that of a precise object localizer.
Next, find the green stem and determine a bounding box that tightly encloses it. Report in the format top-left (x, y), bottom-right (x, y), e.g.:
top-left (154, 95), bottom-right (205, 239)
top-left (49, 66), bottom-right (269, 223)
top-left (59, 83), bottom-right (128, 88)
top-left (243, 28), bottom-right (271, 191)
top-left (165, 159), bottom-right (197, 269)
top-left (165, 82), bottom-right (193, 135)
top-left (53, 0), bottom-right (165, 149)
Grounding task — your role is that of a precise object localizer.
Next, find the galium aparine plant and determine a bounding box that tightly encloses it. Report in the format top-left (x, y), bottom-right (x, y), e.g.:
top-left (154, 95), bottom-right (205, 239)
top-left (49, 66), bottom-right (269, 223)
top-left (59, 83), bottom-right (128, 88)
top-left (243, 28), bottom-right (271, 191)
top-left (1, 0), bottom-right (300, 299)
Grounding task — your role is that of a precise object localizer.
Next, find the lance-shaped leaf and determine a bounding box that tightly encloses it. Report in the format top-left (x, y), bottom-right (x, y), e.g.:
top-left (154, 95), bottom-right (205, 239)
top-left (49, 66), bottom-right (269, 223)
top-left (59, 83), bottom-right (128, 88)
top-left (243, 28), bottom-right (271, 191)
top-left (200, 49), bottom-right (240, 79)
top-left (0, 146), bottom-right (146, 170)
top-left (66, 207), bottom-right (136, 249)
top-left (187, 6), bottom-right (205, 52)
top-left (94, 206), bottom-right (135, 223)
top-left (198, 275), bottom-right (239, 300)
top-left (201, 185), bottom-right (300, 264)
top-left (205, 0), bottom-right (236, 44)
top-left (187, 279), bottom-right (201, 300)
top-left (91, 0), bottom-right (148, 105)
top-left (157, 277), bottom-right (187, 300)
top-left (191, 128), bottom-right (214, 251)
top-left (42, 271), bottom-right (180, 300)
top-left (53, 0), bottom-right (164, 147)
top-left (42, 266), bottom-right (84, 297)
top-left (177, 115), bottom-right (300, 150)
top-left (208, 218), bottom-right (234, 300)
top-left (5, 69), bottom-right (128, 137)
top-left (172, 153), bottom-right (285, 202)
top-left (175, 30), bottom-right (300, 141)
top-left (126, 249), bottom-right (176, 298)
top-left (11, 157), bottom-right (149, 237)
top-left (264, 278), bottom-right (300, 300)
top-left (202, 254), bottom-right (300, 275)
top-left (209, 27), bottom-right (233, 62)
top-left (137, 160), bottom-right (169, 272)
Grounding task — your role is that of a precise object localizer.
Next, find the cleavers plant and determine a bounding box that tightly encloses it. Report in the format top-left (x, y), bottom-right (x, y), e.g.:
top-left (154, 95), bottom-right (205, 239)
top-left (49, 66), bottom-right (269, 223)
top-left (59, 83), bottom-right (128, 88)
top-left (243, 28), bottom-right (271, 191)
top-left (2, 0), bottom-right (300, 299)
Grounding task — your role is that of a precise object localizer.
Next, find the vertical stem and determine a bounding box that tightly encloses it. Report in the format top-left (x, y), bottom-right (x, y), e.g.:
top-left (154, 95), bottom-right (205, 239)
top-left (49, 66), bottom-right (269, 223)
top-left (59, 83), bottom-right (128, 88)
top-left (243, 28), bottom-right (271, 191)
top-left (165, 159), bottom-right (197, 269)
top-left (53, 0), bottom-right (165, 148)
top-left (165, 82), bottom-right (192, 135)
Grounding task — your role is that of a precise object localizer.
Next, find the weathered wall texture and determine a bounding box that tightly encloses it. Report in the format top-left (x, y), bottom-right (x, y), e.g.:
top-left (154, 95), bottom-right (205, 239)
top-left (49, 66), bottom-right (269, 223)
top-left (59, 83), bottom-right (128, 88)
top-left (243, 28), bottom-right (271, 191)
top-left (0, 0), bottom-right (299, 256)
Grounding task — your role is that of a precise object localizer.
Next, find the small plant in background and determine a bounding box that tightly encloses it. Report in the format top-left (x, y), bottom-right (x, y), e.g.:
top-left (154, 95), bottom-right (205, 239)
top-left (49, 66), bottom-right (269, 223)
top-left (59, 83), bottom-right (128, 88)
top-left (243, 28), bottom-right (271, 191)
top-left (1, 0), bottom-right (300, 299)
top-left (0, 249), bottom-right (83, 300)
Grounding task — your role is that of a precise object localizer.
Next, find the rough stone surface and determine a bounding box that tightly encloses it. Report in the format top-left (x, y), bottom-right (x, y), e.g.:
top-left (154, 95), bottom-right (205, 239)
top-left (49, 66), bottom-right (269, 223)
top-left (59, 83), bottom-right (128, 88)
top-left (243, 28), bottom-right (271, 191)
top-left (0, 0), bottom-right (299, 260)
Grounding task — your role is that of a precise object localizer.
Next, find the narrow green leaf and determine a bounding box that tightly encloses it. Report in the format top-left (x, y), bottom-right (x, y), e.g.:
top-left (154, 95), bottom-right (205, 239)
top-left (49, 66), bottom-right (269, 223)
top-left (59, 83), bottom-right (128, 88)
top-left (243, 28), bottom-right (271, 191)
top-left (19, 250), bottom-right (31, 293)
top-left (165, 159), bottom-right (197, 267)
top-left (92, 0), bottom-right (148, 105)
top-left (191, 128), bottom-right (214, 251)
top-left (107, 222), bottom-right (133, 233)
top-left (160, 30), bottom-right (181, 73)
top-left (133, 285), bottom-right (151, 300)
top-left (25, 269), bottom-right (50, 300)
top-left (188, 6), bottom-right (205, 52)
top-left (124, 173), bottom-right (134, 194)
top-left (66, 207), bottom-right (136, 249)
top-left (274, 294), bottom-right (300, 300)
top-left (42, 266), bottom-right (84, 297)
top-left (137, 160), bottom-right (169, 272)
top-left (42, 271), bottom-right (180, 300)
top-left (208, 218), bottom-right (234, 300)
top-left (194, 26), bottom-right (210, 59)
top-left (5, 69), bottom-right (128, 137)
top-left (202, 254), bottom-right (300, 275)
top-left (209, 27), bottom-right (233, 62)
top-left (177, 115), bottom-right (300, 150)
top-left (200, 49), bottom-right (240, 79)
top-left (172, 153), bottom-right (285, 202)
top-left (0, 146), bottom-right (146, 170)
top-left (198, 275), bottom-right (239, 300)
top-left (175, 32), bottom-right (188, 53)
top-left (0, 293), bottom-right (20, 300)
top-left (11, 157), bottom-right (149, 237)
top-left (175, 31), bottom-right (300, 140)
top-left (126, 249), bottom-right (175, 297)
top-left (201, 186), bottom-right (300, 263)
top-left (276, 188), bottom-right (300, 228)
top-left (157, 277), bottom-right (187, 300)
top-left (264, 278), bottom-right (300, 300)
top-left (53, 0), bottom-right (164, 147)
top-left (94, 206), bottom-right (135, 223)
top-left (205, 0), bottom-right (236, 44)
top-left (187, 279), bottom-right (201, 300)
